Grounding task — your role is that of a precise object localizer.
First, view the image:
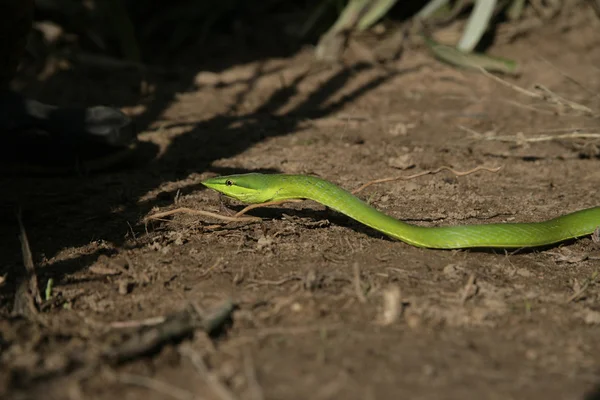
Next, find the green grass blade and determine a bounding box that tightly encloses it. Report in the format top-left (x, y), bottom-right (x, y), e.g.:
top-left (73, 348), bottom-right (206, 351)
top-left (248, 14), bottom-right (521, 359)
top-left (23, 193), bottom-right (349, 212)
top-left (416, 0), bottom-right (451, 19)
top-left (357, 0), bottom-right (399, 30)
top-left (506, 0), bottom-right (526, 20)
top-left (457, 0), bottom-right (497, 52)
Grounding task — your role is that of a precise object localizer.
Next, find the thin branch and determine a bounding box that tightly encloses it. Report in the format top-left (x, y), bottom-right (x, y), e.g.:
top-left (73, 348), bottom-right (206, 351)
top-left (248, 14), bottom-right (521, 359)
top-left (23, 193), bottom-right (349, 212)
top-left (465, 130), bottom-right (600, 143)
top-left (479, 67), bottom-right (597, 117)
top-left (109, 316), bottom-right (167, 329)
top-left (235, 199), bottom-right (304, 217)
top-left (460, 274), bottom-right (478, 305)
top-left (537, 56), bottom-right (600, 99)
top-left (566, 272), bottom-right (599, 304)
top-left (352, 165), bottom-right (502, 194)
top-left (352, 262), bottom-right (367, 303)
top-left (479, 66), bottom-right (542, 98)
top-left (145, 207), bottom-right (262, 224)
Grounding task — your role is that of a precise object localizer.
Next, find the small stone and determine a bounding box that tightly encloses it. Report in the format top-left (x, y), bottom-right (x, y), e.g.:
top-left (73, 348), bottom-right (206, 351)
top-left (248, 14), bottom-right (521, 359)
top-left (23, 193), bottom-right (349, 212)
top-left (194, 71), bottom-right (220, 86)
top-left (387, 154), bottom-right (415, 170)
top-left (583, 309), bottom-right (600, 324)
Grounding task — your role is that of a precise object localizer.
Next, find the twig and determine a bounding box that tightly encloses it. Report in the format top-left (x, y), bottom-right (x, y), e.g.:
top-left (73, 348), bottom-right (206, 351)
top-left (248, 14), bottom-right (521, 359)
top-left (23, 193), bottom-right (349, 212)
top-left (352, 166), bottom-right (501, 194)
top-left (179, 345), bottom-right (239, 400)
top-left (235, 199), bottom-right (304, 217)
top-left (247, 276), bottom-right (301, 286)
top-left (13, 209), bottom-right (43, 318)
top-left (109, 316), bottom-right (167, 329)
top-left (534, 84), bottom-right (595, 116)
top-left (479, 67), bottom-right (596, 117)
top-left (537, 56), bottom-right (600, 99)
top-left (353, 262), bottom-right (367, 304)
top-left (145, 207), bottom-right (262, 224)
top-left (198, 257), bottom-right (225, 279)
top-left (479, 66), bottom-right (541, 98)
top-left (16, 209), bottom-right (42, 305)
top-left (499, 98), bottom-right (556, 115)
top-left (460, 274), bottom-right (478, 305)
top-left (114, 373), bottom-right (196, 400)
top-left (465, 129), bottom-right (600, 143)
top-left (566, 272), bottom-right (599, 303)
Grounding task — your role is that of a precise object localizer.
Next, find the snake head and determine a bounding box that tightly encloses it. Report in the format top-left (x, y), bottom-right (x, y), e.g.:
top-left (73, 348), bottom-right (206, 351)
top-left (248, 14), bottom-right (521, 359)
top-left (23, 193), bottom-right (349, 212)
top-left (201, 173), bottom-right (281, 204)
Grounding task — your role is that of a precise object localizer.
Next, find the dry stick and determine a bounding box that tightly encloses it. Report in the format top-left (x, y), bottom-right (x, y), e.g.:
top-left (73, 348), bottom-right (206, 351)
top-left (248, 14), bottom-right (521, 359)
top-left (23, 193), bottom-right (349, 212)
top-left (495, 132), bottom-right (600, 143)
top-left (534, 84), bottom-right (595, 116)
top-left (109, 316), bottom-right (167, 329)
top-left (247, 276), bottom-right (301, 286)
top-left (352, 166), bottom-right (502, 194)
top-left (352, 262), bottom-right (367, 304)
top-left (179, 345), bottom-right (239, 400)
top-left (566, 272), bottom-right (599, 304)
top-left (16, 210), bottom-right (42, 305)
top-left (566, 282), bottom-right (590, 304)
top-left (114, 373), bottom-right (197, 400)
top-left (460, 126), bottom-right (600, 143)
top-left (460, 274), bottom-right (477, 305)
top-left (13, 209), bottom-right (43, 318)
top-left (478, 67), bottom-right (596, 116)
top-left (198, 257), bottom-right (225, 279)
top-left (145, 207), bottom-right (261, 224)
top-left (234, 199), bottom-right (304, 217)
top-left (538, 56), bottom-right (600, 98)
top-left (499, 98), bottom-right (556, 115)
top-left (479, 67), bottom-right (542, 98)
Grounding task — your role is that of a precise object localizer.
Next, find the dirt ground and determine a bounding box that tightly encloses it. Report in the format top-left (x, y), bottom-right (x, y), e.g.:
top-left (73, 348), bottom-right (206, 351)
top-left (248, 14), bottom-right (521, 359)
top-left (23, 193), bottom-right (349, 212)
top-left (2, 8), bottom-right (600, 400)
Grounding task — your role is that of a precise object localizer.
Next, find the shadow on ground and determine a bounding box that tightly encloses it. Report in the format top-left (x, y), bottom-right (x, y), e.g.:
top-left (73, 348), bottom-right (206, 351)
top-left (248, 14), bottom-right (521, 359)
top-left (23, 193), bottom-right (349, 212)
top-left (0, 53), bottom-right (405, 310)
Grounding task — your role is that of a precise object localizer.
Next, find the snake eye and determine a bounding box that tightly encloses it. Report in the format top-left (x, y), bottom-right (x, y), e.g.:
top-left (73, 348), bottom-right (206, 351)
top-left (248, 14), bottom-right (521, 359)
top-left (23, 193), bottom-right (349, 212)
top-left (225, 179), bottom-right (233, 186)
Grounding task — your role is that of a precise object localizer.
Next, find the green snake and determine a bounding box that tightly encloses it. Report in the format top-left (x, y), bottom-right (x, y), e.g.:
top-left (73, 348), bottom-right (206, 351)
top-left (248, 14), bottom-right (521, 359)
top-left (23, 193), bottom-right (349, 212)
top-left (201, 173), bottom-right (600, 249)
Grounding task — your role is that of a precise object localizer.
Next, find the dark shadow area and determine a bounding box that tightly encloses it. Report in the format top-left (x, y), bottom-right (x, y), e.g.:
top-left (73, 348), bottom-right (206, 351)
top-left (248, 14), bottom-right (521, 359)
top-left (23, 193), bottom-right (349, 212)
top-left (0, 45), bottom-right (413, 310)
top-left (584, 384), bottom-right (600, 400)
top-left (582, 385), bottom-right (600, 400)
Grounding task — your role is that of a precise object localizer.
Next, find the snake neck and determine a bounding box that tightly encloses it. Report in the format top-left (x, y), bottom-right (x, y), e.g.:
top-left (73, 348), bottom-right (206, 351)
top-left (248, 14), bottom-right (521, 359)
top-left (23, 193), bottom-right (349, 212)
top-left (282, 175), bottom-right (424, 245)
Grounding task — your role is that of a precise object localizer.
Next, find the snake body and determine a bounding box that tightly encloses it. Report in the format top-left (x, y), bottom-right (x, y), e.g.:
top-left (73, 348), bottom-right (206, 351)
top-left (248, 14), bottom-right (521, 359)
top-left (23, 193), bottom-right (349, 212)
top-left (201, 173), bottom-right (600, 249)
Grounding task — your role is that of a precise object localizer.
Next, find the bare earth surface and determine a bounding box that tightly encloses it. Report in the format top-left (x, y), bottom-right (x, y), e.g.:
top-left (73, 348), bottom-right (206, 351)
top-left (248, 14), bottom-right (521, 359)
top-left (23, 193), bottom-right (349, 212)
top-left (2, 11), bottom-right (600, 400)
